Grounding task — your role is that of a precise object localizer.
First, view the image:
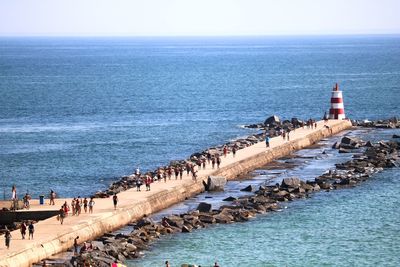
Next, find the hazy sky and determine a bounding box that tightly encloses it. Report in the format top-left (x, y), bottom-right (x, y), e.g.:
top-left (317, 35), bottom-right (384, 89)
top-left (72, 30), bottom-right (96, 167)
top-left (0, 0), bottom-right (399, 36)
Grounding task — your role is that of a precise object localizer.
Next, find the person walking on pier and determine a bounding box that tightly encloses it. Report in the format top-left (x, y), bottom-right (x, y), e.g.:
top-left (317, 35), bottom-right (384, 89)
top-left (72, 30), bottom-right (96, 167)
top-left (49, 190), bottom-right (56, 205)
top-left (20, 221), bottom-right (27, 239)
top-left (23, 193), bottom-right (31, 209)
top-left (88, 198), bottom-right (95, 213)
top-left (5, 229), bottom-right (11, 249)
top-left (216, 155), bottom-right (221, 169)
top-left (28, 221), bottom-right (34, 240)
top-left (113, 194), bottom-right (118, 210)
top-left (265, 136), bottom-right (270, 148)
top-left (179, 167), bottom-right (183, 180)
top-left (83, 198), bottom-right (88, 213)
top-left (145, 175), bottom-right (152, 191)
top-left (59, 206), bottom-right (66, 224)
top-left (232, 145), bottom-right (237, 157)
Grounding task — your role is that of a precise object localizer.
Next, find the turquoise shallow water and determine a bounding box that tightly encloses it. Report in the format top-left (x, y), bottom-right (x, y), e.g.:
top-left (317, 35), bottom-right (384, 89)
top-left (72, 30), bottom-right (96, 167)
top-left (131, 168), bottom-right (400, 267)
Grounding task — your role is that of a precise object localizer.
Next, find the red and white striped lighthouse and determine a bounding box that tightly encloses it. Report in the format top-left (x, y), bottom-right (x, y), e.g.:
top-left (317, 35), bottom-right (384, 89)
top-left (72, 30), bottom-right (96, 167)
top-left (329, 83), bottom-right (346, 120)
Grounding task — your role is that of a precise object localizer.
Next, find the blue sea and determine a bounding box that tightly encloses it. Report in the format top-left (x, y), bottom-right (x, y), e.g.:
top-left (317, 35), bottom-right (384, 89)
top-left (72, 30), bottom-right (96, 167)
top-left (1, 35), bottom-right (399, 266)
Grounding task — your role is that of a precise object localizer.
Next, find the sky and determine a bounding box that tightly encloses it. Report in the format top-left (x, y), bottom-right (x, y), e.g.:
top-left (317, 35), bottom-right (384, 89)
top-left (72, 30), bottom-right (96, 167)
top-left (0, 0), bottom-right (399, 36)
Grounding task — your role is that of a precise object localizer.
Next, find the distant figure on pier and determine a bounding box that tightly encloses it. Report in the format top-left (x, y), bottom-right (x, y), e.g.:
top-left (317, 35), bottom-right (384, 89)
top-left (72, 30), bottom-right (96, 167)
top-left (20, 221), bottom-right (27, 239)
top-left (223, 146), bottom-right (228, 157)
top-left (232, 145), bottom-right (237, 157)
top-left (12, 185), bottom-right (17, 200)
top-left (28, 221), bottom-right (34, 240)
top-left (136, 177), bottom-right (142, 191)
top-left (73, 236), bottom-right (79, 255)
top-left (83, 198), bottom-right (88, 213)
top-left (88, 198), bottom-right (95, 213)
top-left (265, 136), bottom-right (270, 148)
top-left (113, 194), bottom-right (118, 209)
top-left (59, 206), bottom-right (66, 224)
top-left (145, 175), bottom-right (152, 191)
top-left (23, 193), bottom-right (31, 209)
top-left (5, 229), bottom-right (11, 249)
top-left (49, 190), bottom-right (56, 205)
top-left (216, 155), bottom-right (221, 169)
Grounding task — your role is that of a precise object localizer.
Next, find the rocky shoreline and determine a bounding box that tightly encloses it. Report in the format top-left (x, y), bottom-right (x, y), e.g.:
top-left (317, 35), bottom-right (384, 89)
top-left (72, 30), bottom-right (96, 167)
top-left (351, 117), bottom-right (399, 129)
top-left (57, 137), bottom-right (399, 267)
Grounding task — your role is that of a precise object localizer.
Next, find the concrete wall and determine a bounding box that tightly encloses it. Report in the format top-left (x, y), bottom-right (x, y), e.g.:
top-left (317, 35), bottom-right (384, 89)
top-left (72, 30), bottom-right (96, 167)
top-left (0, 120), bottom-right (352, 267)
top-left (215, 121), bottom-right (352, 180)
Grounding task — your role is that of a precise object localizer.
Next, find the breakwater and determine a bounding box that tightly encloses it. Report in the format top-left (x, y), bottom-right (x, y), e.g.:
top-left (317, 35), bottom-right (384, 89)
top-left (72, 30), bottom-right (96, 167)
top-left (70, 138), bottom-right (399, 266)
top-left (0, 120), bottom-right (351, 267)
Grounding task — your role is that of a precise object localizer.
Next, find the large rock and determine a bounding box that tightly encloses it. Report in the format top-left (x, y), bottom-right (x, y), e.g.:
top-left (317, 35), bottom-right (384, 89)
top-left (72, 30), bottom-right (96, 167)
top-left (207, 176), bottom-right (227, 191)
top-left (196, 202), bottom-right (212, 213)
top-left (264, 115), bottom-right (280, 126)
top-left (240, 185), bottom-right (253, 192)
top-left (281, 177), bottom-right (301, 188)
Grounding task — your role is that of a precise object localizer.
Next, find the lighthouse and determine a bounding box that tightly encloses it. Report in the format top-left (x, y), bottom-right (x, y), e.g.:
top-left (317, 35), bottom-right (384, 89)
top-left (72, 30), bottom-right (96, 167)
top-left (329, 83), bottom-right (346, 120)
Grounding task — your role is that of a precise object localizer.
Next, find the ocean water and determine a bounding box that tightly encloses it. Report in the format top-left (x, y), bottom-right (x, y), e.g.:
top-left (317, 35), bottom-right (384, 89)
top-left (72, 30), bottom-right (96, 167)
top-left (1, 36), bottom-right (399, 266)
top-left (1, 36), bottom-right (399, 198)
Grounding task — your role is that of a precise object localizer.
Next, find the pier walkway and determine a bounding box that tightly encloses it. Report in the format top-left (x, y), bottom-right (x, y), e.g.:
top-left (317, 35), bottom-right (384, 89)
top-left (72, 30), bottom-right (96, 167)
top-left (0, 120), bottom-right (352, 267)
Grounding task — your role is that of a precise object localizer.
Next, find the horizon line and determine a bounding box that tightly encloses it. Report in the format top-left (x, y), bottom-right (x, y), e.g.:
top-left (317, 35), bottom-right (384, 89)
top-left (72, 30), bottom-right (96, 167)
top-left (1, 33), bottom-right (400, 38)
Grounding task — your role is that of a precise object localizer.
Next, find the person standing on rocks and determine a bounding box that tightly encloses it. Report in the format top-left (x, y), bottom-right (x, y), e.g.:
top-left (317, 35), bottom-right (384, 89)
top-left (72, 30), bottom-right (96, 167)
top-left (5, 229), bottom-right (11, 249)
top-left (113, 194), bottom-right (118, 210)
top-left (20, 221), bottom-right (27, 239)
top-left (28, 221), bottom-right (34, 240)
top-left (232, 145), bottom-right (237, 157)
top-left (223, 146), bottom-right (228, 157)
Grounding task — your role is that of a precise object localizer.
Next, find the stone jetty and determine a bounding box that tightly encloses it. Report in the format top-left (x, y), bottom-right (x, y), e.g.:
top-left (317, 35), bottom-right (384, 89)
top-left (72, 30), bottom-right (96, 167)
top-left (0, 119), bottom-right (351, 267)
top-left (69, 138), bottom-right (399, 266)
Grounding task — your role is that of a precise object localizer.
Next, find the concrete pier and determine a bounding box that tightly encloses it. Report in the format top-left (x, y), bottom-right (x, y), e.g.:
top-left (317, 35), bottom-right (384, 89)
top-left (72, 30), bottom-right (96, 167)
top-left (0, 120), bottom-right (352, 267)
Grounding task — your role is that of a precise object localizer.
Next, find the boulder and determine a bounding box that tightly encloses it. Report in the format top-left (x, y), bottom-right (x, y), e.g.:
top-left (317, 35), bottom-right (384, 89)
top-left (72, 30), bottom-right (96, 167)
top-left (240, 185), bottom-right (253, 192)
top-left (281, 177), bottom-right (301, 188)
top-left (341, 136), bottom-right (356, 144)
top-left (198, 214), bottom-right (216, 224)
top-left (181, 225), bottom-right (192, 233)
top-left (393, 134), bottom-right (400, 139)
top-left (196, 202), bottom-right (212, 213)
top-left (264, 115), bottom-right (280, 126)
top-left (332, 142), bottom-right (340, 149)
top-left (214, 213), bottom-right (234, 224)
top-left (365, 141), bottom-right (374, 147)
top-left (223, 196), bottom-right (237, 202)
top-left (207, 176), bottom-right (227, 191)
top-left (165, 215), bottom-right (184, 228)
